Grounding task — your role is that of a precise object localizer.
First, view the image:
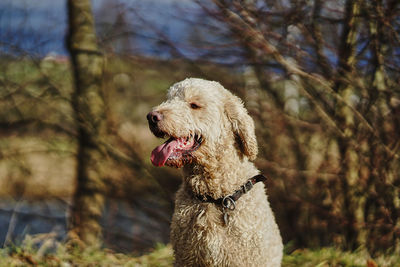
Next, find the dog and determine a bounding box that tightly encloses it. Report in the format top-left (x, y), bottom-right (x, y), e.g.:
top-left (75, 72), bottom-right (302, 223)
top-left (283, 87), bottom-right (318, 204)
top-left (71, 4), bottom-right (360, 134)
top-left (147, 78), bottom-right (283, 266)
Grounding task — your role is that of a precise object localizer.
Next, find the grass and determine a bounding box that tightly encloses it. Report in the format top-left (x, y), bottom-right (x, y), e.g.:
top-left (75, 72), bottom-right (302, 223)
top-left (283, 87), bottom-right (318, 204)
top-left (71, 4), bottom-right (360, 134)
top-left (1, 235), bottom-right (399, 267)
top-left (0, 237), bottom-right (174, 267)
top-left (282, 247), bottom-right (400, 267)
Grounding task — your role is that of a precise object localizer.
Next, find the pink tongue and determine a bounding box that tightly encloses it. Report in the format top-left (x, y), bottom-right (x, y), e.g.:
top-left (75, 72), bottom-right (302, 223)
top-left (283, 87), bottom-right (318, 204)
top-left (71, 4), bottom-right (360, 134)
top-left (151, 138), bottom-right (179, 167)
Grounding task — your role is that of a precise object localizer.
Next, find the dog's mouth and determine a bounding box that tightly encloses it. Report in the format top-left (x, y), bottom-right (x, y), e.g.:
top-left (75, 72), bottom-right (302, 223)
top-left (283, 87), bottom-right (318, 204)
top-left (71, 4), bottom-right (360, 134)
top-left (150, 134), bottom-right (203, 168)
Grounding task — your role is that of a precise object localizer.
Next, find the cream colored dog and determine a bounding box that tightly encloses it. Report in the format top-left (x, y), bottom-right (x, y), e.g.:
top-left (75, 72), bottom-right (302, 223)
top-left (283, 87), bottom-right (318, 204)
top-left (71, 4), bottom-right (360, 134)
top-left (147, 78), bottom-right (282, 267)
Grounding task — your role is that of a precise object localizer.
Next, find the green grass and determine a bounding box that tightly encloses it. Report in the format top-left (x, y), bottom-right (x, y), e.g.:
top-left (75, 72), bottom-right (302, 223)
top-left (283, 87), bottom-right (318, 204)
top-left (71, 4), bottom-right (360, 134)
top-left (1, 235), bottom-right (399, 267)
top-left (0, 238), bottom-right (174, 267)
top-left (282, 247), bottom-right (400, 267)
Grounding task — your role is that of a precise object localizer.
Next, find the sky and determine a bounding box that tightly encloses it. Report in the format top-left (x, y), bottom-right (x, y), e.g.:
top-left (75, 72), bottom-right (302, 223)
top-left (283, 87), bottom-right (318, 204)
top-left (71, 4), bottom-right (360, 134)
top-left (0, 0), bottom-right (68, 55)
top-left (0, 0), bottom-right (206, 57)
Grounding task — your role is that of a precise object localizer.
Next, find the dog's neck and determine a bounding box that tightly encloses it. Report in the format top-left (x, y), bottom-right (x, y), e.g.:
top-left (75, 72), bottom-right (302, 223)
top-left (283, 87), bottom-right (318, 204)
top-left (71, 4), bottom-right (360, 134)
top-left (182, 143), bottom-right (258, 199)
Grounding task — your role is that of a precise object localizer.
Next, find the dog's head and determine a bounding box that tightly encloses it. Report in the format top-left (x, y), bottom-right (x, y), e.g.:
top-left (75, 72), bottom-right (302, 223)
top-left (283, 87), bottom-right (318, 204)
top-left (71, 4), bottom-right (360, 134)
top-left (147, 78), bottom-right (258, 168)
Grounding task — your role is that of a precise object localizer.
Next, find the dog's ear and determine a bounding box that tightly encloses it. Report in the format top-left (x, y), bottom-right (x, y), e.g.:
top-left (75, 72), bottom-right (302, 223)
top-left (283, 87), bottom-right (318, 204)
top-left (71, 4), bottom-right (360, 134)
top-left (224, 92), bottom-right (258, 160)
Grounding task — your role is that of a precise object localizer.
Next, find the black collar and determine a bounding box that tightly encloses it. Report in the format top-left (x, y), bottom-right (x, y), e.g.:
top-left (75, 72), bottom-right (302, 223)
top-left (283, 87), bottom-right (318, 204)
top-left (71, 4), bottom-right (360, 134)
top-left (194, 174), bottom-right (267, 210)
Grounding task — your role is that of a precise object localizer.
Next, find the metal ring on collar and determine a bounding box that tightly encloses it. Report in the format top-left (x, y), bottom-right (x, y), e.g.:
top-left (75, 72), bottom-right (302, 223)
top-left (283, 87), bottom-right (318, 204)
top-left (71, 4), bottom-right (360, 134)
top-left (222, 196), bottom-right (236, 211)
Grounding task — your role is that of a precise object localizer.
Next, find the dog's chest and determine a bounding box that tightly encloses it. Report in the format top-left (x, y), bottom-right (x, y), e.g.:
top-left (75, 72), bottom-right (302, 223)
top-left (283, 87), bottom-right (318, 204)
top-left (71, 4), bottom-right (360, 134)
top-left (171, 200), bottom-right (232, 265)
top-left (170, 191), bottom-right (265, 266)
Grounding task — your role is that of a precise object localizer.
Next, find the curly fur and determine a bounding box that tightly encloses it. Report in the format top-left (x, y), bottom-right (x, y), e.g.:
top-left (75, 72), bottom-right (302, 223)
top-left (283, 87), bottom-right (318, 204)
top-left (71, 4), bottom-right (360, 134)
top-left (149, 78), bottom-right (283, 266)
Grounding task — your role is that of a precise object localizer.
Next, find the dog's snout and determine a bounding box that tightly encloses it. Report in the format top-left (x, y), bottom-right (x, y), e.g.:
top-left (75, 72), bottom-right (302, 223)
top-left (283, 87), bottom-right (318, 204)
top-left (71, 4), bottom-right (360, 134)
top-left (147, 111), bottom-right (163, 124)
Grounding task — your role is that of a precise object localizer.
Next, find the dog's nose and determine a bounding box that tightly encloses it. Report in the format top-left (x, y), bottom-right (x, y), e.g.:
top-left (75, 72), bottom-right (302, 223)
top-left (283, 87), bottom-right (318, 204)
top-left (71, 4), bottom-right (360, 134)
top-left (147, 111), bottom-right (163, 124)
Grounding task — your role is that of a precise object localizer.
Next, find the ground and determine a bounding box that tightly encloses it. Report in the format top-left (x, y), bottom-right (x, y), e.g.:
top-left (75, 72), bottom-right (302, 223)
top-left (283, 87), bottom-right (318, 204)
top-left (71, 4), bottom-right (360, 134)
top-left (0, 238), bottom-right (399, 267)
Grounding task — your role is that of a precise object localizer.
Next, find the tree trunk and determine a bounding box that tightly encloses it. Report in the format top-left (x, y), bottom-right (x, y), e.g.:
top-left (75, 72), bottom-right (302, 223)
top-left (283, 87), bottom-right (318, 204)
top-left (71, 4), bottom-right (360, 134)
top-left (335, 0), bottom-right (366, 249)
top-left (366, 0), bottom-right (400, 253)
top-left (66, 0), bottom-right (107, 246)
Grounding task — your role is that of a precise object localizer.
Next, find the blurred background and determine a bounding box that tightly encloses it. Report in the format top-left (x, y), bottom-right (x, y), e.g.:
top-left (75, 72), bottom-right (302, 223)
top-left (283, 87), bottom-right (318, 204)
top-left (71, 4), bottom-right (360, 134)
top-left (0, 0), bottom-right (399, 256)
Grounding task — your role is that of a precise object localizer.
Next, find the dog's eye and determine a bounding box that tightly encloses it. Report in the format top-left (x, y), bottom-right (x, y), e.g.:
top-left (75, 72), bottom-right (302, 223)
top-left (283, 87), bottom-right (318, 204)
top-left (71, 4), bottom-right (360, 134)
top-left (190, 103), bottom-right (201, 109)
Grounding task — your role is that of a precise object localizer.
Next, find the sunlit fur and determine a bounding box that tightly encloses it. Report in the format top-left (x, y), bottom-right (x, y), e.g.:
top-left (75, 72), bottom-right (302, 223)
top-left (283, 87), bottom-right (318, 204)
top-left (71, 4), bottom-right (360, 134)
top-left (150, 78), bottom-right (283, 267)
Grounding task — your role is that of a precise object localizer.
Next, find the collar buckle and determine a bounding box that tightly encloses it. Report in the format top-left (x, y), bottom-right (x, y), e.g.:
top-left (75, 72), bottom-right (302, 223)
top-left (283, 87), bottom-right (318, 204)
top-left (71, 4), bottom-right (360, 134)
top-left (222, 196), bottom-right (236, 211)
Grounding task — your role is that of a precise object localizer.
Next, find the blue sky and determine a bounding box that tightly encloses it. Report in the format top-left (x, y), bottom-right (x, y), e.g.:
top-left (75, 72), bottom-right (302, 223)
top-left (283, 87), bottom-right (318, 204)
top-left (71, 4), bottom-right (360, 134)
top-left (0, 0), bottom-right (68, 55)
top-left (0, 0), bottom-right (206, 57)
